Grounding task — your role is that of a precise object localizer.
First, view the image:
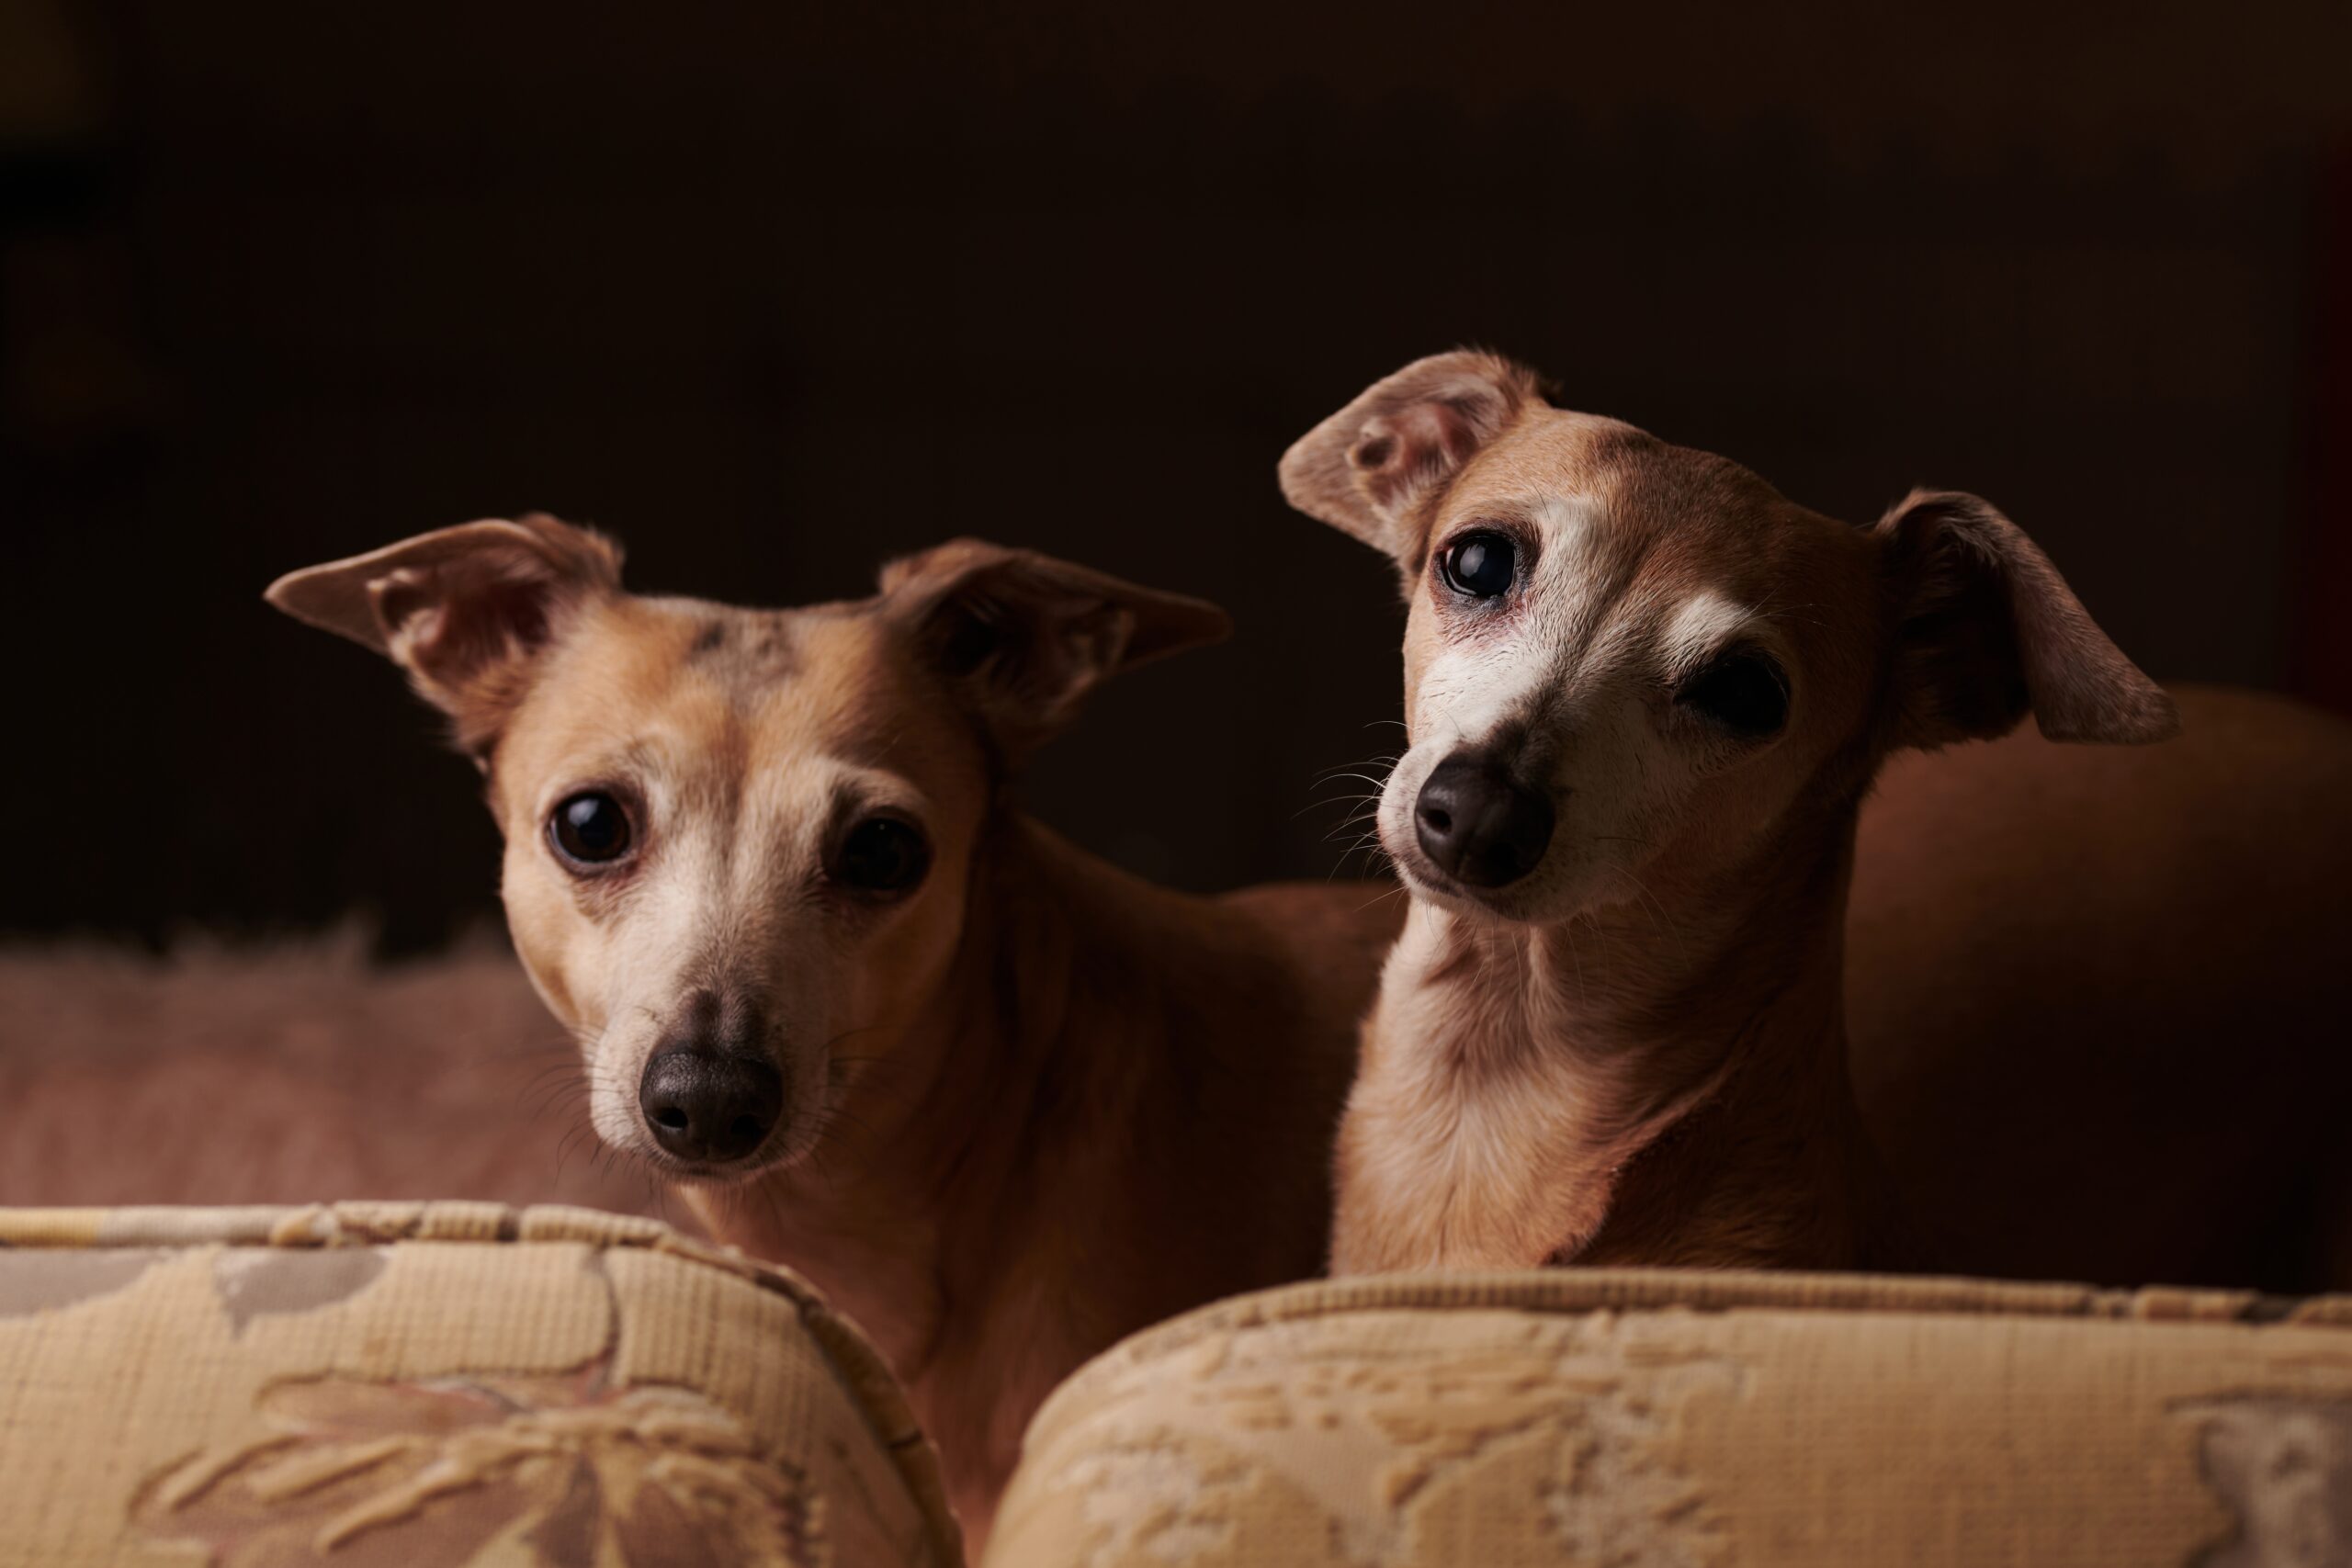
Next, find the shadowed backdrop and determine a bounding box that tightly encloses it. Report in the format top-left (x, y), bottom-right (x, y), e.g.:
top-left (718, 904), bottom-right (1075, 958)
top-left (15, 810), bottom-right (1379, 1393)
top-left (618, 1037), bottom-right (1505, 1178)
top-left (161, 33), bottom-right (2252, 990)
top-left (5, 1), bottom-right (2348, 950)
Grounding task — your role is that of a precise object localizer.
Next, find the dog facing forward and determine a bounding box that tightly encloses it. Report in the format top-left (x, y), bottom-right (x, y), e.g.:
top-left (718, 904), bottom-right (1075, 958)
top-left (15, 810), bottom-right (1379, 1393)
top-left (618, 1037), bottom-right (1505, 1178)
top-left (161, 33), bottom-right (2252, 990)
top-left (1283, 350), bottom-right (2186, 1275)
top-left (266, 523), bottom-right (1396, 1548)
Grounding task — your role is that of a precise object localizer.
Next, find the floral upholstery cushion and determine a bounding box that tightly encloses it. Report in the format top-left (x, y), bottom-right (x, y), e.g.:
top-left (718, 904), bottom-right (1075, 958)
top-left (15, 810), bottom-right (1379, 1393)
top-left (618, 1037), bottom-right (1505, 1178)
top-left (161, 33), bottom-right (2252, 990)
top-left (0, 1202), bottom-right (959, 1568)
top-left (987, 1269), bottom-right (2352, 1568)
top-left (14, 1208), bottom-right (2352, 1568)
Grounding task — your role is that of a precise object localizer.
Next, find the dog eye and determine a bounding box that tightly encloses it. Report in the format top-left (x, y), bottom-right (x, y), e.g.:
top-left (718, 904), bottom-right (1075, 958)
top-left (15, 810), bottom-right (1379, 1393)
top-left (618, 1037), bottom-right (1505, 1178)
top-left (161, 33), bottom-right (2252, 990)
top-left (548, 791), bottom-right (634, 867)
top-left (1678, 650), bottom-right (1790, 737)
top-left (1437, 531), bottom-right (1518, 599)
top-left (832, 817), bottom-right (932, 897)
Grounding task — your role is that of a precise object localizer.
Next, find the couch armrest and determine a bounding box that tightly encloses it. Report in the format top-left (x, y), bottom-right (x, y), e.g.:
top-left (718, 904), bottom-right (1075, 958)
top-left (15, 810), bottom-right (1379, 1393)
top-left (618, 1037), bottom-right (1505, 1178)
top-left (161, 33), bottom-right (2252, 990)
top-left (990, 1269), bottom-right (2352, 1567)
top-left (0, 1201), bottom-right (961, 1567)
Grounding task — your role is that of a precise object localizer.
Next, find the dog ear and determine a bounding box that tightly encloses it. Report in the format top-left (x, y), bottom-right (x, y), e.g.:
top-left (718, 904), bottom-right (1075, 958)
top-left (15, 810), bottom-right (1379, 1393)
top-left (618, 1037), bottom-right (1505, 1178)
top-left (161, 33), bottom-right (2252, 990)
top-left (879, 538), bottom-right (1232, 756)
top-left (1873, 490), bottom-right (2177, 749)
top-left (1279, 350), bottom-right (1542, 568)
top-left (266, 513), bottom-right (623, 755)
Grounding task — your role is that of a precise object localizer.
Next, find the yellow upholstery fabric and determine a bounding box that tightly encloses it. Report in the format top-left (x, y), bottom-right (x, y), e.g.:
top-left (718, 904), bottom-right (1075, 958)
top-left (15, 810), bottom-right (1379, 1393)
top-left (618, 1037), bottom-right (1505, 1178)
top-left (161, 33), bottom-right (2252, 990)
top-left (988, 1269), bottom-right (2352, 1567)
top-left (0, 1202), bottom-right (959, 1568)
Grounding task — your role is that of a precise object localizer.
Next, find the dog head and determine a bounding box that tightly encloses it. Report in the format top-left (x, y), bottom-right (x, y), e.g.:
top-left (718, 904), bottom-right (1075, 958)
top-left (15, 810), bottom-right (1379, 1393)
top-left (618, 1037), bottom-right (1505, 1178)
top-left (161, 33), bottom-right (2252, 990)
top-left (1283, 350), bottom-right (2177, 924)
top-left (267, 521), bottom-right (1228, 1182)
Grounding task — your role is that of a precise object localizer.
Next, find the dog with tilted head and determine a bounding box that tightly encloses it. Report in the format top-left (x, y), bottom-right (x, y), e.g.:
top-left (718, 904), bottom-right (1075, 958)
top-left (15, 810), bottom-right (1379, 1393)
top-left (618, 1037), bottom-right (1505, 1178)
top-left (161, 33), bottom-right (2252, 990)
top-left (1283, 350), bottom-right (2352, 1280)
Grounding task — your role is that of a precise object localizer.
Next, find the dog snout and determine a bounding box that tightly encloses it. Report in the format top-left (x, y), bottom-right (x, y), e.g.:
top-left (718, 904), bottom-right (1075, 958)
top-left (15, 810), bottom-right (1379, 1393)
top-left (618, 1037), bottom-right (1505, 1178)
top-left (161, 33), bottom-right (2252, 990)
top-left (1414, 753), bottom-right (1555, 888)
top-left (637, 989), bottom-right (783, 1165)
top-left (639, 1048), bottom-right (784, 1164)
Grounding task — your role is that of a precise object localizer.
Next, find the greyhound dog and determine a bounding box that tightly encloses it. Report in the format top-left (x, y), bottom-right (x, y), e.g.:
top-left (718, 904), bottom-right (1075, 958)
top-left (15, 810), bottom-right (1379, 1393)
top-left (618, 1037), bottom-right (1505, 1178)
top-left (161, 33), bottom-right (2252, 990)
top-left (266, 523), bottom-right (1395, 1548)
top-left (1283, 349), bottom-right (2352, 1280)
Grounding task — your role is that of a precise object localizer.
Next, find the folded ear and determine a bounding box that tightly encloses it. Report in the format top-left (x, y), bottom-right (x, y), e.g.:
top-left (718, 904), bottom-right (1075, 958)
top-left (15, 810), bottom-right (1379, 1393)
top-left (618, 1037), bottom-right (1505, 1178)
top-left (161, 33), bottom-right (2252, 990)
top-left (879, 538), bottom-right (1232, 758)
top-left (1874, 490), bottom-right (2177, 749)
top-left (1279, 350), bottom-right (1542, 568)
top-left (265, 513), bottom-right (623, 755)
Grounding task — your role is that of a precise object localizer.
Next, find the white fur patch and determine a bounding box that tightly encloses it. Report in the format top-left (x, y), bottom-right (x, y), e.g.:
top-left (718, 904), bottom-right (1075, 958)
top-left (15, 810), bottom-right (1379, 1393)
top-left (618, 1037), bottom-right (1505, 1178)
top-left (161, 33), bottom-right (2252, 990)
top-left (1530, 494), bottom-right (1598, 571)
top-left (1661, 592), bottom-right (1754, 671)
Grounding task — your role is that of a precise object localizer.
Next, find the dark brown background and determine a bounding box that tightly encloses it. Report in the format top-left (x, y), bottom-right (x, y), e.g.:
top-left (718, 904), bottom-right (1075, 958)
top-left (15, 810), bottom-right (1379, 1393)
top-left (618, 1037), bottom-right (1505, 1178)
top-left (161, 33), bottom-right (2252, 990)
top-left (5, 2), bottom-right (2349, 951)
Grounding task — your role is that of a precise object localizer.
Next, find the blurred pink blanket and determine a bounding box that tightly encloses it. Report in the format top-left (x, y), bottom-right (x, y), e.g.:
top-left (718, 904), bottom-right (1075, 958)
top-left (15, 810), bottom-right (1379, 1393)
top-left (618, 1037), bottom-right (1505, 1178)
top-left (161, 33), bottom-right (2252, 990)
top-left (0, 930), bottom-right (659, 1218)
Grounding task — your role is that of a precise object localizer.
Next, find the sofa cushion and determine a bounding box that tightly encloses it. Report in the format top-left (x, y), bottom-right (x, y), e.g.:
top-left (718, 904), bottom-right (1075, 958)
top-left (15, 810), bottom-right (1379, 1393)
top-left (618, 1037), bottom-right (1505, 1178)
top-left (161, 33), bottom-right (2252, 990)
top-left (0, 1201), bottom-right (960, 1568)
top-left (988, 1269), bottom-right (2352, 1567)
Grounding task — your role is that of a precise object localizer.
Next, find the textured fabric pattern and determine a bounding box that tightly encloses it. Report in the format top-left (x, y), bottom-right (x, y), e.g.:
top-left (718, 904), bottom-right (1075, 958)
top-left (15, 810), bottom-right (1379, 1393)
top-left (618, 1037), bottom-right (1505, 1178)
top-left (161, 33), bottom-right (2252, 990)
top-left (0, 1201), bottom-right (959, 1568)
top-left (989, 1269), bottom-right (2352, 1568)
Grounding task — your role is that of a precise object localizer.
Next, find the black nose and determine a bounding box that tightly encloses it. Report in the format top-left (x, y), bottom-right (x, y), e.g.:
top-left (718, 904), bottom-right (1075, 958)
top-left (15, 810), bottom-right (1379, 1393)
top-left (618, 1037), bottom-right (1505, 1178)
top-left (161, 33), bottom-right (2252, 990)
top-left (639, 1049), bottom-right (784, 1164)
top-left (1414, 754), bottom-right (1555, 888)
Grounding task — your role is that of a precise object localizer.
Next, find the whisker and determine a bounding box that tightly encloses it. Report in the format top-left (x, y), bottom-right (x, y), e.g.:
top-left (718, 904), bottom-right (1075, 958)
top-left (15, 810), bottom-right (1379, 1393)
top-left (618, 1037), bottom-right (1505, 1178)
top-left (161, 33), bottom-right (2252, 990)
top-left (1319, 813), bottom-right (1383, 845)
top-left (1294, 792), bottom-right (1382, 823)
top-left (1608, 864), bottom-right (1686, 952)
top-left (1565, 913), bottom-right (1589, 1005)
top-left (1313, 772), bottom-right (1396, 792)
top-left (1311, 752), bottom-right (1402, 784)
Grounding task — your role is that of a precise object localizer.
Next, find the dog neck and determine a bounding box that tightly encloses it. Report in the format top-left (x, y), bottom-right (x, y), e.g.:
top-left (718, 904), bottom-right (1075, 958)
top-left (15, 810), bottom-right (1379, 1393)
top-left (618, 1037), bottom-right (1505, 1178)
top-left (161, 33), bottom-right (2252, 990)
top-left (682, 812), bottom-right (1351, 1539)
top-left (1338, 799), bottom-right (1886, 1272)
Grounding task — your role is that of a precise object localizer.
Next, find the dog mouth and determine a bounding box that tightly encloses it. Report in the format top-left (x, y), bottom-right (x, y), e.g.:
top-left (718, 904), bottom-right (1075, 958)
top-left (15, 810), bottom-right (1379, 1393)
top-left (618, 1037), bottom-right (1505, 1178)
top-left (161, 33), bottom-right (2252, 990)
top-left (627, 1139), bottom-right (787, 1186)
top-left (1378, 797), bottom-right (1550, 922)
top-left (1378, 738), bottom-right (1564, 916)
top-left (1385, 825), bottom-right (1649, 931)
top-left (582, 1012), bottom-right (901, 1189)
top-left (625, 1091), bottom-right (840, 1188)
top-left (580, 1052), bottom-right (828, 1189)
top-left (1396, 856), bottom-right (1549, 922)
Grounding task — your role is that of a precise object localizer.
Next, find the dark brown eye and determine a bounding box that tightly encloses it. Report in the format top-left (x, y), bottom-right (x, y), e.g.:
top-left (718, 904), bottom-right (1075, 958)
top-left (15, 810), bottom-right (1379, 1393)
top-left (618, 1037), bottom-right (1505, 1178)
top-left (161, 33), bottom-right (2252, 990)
top-left (831, 817), bottom-right (931, 897)
top-left (548, 791), bottom-right (633, 867)
top-left (1679, 650), bottom-right (1790, 737)
top-left (1437, 530), bottom-right (1518, 599)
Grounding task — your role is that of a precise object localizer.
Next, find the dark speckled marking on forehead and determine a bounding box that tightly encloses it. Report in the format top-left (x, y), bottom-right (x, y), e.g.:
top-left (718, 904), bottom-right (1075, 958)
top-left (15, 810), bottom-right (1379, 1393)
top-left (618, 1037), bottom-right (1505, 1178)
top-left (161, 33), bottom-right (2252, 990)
top-left (684, 609), bottom-right (799, 687)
